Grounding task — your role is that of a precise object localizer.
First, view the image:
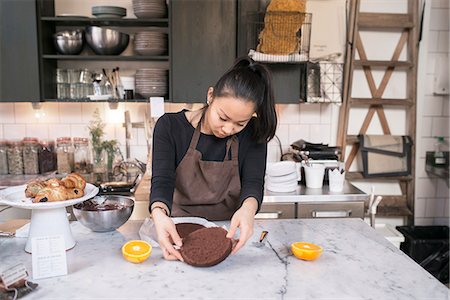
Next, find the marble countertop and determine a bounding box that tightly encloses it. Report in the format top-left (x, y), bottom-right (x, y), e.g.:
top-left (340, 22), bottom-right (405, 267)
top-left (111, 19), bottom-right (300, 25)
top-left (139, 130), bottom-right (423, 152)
top-left (0, 219), bottom-right (448, 299)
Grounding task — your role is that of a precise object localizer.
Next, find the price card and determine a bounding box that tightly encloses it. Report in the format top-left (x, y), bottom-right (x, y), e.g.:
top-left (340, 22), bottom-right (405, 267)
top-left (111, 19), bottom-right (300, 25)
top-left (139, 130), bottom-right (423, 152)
top-left (0, 264), bottom-right (28, 288)
top-left (31, 235), bottom-right (68, 280)
top-left (150, 97), bottom-right (165, 118)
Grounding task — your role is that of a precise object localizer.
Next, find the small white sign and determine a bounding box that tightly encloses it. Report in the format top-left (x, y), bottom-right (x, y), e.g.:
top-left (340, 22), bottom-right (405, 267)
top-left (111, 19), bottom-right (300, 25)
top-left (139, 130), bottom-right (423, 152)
top-left (31, 235), bottom-right (68, 280)
top-left (150, 97), bottom-right (165, 118)
top-left (0, 264), bottom-right (28, 288)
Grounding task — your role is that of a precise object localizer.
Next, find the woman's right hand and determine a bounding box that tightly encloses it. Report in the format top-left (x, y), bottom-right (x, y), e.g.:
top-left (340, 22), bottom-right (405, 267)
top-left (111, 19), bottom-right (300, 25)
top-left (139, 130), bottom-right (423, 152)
top-left (152, 208), bottom-right (184, 261)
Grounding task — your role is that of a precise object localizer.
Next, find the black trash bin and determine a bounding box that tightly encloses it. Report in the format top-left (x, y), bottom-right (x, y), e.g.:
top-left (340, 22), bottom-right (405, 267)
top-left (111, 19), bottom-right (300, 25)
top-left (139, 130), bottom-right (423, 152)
top-left (396, 226), bottom-right (449, 284)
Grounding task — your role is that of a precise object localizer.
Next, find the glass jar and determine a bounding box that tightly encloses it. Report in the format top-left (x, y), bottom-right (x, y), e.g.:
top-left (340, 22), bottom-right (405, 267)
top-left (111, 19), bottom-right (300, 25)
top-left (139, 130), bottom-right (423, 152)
top-left (74, 137), bottom-right (93, 174)
top-left (7, 141), bottom-right (24, 175)
top-left (56, 137), bottom-right (74, 174)
top-left (38, 140), bottom-right (57, 173)
top-left (22, 137), bottom-right (40, 174)
top-left (92, 148), bottom-right (107, 174)
top-left (0, 140), bottom-right (8, 175)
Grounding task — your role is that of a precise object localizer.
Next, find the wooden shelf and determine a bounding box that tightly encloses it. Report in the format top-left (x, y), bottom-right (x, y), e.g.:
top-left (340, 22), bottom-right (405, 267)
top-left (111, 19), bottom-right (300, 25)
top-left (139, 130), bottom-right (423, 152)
top-left (42, 55), bottom-right (169, 61)
top-left (349, 98), bottom-right (414, 106)
top-left (346, 171), bottom-right (413, 181)
top-left (41, 17), bottom-right (168, 27)
top-left (358, 13), bottom-right (414, 29)
top-left (354, 60), bottom-right (413, 68)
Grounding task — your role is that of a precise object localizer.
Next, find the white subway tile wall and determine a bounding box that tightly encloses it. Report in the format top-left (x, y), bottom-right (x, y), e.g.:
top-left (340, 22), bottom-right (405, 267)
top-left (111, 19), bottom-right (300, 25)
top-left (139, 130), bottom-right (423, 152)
top-left (415, 2), bottom-right (449, 226)
top-left (0, 102), bottom-right (339, 163)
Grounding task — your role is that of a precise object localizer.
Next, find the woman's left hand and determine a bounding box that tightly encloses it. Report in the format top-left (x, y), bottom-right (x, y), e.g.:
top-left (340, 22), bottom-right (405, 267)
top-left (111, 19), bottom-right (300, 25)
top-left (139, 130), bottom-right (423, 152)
top-left (227, 197), bottom-right (258, 254)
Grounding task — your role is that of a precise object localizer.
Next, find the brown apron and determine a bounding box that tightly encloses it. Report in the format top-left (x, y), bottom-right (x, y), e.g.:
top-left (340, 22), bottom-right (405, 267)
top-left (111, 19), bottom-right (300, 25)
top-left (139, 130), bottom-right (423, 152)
top-left (172, 116), bottom-right (241, 221)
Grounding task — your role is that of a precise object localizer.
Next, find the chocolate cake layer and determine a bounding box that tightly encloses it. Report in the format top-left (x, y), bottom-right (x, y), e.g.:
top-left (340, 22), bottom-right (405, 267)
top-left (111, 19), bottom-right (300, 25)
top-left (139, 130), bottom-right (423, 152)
top-left (180, 227), bottom-right (232, 267)
top-left (175, 223), bottom-right (205, 239)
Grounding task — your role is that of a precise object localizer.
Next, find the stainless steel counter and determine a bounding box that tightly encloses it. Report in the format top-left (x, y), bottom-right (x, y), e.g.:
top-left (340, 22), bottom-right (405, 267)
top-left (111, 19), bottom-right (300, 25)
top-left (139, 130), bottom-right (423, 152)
top-left (264, 181), bottom-right (368, 203)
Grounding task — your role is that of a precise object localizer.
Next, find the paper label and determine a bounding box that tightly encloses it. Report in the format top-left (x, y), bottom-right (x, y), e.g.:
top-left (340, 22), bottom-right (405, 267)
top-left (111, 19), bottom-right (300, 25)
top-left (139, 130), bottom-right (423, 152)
top-left (0, 264), bottom-right (28, 288)
top-left (150, 97), bottom-right (165, 118)
top-left (31, 235), bottom-right (68, 280)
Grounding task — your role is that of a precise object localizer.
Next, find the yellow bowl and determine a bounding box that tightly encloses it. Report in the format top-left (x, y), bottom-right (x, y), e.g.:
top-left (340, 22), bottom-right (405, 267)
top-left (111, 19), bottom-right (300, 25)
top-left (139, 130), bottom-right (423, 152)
top-left (291, 242), bottom-right (323, 261)
top-left (122, 240), bottom-right (152, 263)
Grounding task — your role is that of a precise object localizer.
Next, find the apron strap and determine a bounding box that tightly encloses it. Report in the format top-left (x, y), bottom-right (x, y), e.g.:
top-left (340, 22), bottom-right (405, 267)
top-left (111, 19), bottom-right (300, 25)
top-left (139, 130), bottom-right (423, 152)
top-left (226, 136), bottom-right (239, 164)
top-left (189, 107), bottom-right (239, 164)
top-left (187, 108), bottom-right (207, 151)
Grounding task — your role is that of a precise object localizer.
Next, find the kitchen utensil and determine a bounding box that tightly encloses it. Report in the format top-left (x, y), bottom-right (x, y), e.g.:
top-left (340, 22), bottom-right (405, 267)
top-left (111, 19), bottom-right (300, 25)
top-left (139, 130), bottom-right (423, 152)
top-left (73, 195), bottom-right (134, 232)
top-left (253, 230), bottom-right (269, 248)
top-left (303, 163), bottom-right (325, 188)
top-left (53, 30), bottom-right (84, 55)
top-left (85, 26), bottom-right (129, 55)
top-left (328, 169), bottom-right (345, 192)
top-left (291, 242), bottom-right (323, 261)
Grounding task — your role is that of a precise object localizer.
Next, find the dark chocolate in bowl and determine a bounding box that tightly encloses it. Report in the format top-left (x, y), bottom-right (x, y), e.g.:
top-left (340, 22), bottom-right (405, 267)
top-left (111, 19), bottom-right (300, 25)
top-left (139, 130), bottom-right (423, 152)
top-left (73, 195), bottom-right (134, 232)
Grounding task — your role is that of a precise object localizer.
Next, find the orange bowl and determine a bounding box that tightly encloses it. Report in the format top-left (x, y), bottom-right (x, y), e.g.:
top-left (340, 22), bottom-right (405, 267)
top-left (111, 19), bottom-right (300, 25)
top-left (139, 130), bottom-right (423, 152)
top-left (291, 242), bottom-right (323, 261)
top-left (122, 240), bottom-right (152, 263)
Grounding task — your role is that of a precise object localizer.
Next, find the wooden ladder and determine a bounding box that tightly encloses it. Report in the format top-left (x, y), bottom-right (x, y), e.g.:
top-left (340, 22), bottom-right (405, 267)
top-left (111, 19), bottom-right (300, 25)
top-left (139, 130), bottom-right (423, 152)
top-left (337, 0), bottom-right (419, 223)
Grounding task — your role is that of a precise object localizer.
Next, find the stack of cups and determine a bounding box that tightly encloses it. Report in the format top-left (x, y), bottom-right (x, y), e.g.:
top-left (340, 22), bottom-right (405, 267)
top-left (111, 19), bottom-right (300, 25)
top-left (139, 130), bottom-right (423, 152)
top-left (56, 69), bottom-right (69, 99)
top-left (56, 69), bottom-right (93, 99)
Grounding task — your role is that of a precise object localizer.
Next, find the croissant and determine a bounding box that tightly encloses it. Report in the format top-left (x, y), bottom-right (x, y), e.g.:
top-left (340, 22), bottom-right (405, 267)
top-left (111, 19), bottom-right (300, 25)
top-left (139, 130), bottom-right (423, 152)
top-left (33, 187), bottom-right (69, 203)
top-left (61, 173), bottom-right (86, 190)
top-left (45, 178), bottom-right (63, 188)
top-left (25, 180), bottom-right (46, 198)
top-left (66, 188), bottom-right (85, 199)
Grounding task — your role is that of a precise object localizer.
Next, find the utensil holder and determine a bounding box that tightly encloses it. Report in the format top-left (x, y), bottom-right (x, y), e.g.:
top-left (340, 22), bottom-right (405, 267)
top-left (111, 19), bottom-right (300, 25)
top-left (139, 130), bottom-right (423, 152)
top-left (303, 163), bottom-right (325, 188)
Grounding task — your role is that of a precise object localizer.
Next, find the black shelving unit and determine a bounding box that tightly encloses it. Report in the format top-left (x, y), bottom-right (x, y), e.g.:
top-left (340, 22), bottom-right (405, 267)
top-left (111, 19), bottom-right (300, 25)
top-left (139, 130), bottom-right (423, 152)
top-left (37, 0), bottom-right (170, 102)
top-left (42, 55), bottom-right (169, 61)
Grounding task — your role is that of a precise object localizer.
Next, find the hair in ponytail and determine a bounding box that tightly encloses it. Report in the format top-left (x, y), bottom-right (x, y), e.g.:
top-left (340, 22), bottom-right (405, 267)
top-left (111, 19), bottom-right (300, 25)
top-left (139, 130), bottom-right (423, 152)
top-left (212, 56), bottom-right (277, 143)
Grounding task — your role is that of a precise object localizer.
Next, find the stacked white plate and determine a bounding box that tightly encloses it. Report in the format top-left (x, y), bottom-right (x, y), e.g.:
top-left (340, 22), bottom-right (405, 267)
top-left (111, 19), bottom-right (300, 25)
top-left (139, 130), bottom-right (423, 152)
top-left (135, 68), bottom-right (168, 98)
top-left (132, 0), bottom-right (167, 18)
top-left (134, 31), bottom-right (167, 56)
top-left (92, 6), bottom-right (126, 18)
top-left (265, 161), bottom-right (299, 193)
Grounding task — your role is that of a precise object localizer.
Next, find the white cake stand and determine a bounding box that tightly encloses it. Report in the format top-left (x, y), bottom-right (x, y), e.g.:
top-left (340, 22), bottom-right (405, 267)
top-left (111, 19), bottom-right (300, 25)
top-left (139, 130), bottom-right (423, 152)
top-left (0, 183), bottom-right (98, 253)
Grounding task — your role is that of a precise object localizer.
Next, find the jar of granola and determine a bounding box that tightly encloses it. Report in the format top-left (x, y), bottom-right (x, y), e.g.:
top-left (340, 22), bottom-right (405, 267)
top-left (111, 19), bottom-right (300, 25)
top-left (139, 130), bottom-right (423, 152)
top-left (0, 140), bottom-right (8, 174)
top-left (22, 137), bottom-right (40, 174)
top-left (74, 137), bottom-right (93, 174)
top-left (7, 141), bottom-right (24, 175)
top-left (56, 137), bottom-right (74, 174)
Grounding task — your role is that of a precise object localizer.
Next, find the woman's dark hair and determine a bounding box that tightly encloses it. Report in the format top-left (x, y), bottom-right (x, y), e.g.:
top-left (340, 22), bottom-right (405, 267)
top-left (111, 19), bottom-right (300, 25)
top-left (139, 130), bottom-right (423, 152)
top-left (212, 56), bottom-right (277, 143)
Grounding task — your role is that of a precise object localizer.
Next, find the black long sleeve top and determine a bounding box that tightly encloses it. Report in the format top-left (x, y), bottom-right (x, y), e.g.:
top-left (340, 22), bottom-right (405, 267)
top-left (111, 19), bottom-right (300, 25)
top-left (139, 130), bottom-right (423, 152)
top-left (150, 110), bottom-right (267, 213)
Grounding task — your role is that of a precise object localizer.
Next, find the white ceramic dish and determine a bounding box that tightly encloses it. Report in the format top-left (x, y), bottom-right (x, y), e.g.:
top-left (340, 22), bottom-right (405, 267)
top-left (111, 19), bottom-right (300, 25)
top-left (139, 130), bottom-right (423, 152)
top-left (0, 183), bottom-right (99, 209)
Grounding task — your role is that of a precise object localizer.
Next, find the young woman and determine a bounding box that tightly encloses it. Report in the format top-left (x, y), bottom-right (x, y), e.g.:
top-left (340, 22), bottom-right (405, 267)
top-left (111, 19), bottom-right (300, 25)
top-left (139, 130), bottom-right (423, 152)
top-left (150, 56), bottom-right (277, 261)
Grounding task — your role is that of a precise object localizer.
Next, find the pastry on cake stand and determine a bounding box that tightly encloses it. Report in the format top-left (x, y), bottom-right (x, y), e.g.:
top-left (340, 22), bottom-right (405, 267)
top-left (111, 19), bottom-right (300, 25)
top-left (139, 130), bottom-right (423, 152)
top-left (0, 183), bottom-right (98, 253)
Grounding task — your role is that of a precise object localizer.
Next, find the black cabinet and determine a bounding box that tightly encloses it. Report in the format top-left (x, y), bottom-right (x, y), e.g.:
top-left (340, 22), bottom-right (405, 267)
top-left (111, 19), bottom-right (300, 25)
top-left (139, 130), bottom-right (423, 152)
top-left (170, 0), bottom-right (237, 103)
top-left (0, 0), bottom-right (41, 102)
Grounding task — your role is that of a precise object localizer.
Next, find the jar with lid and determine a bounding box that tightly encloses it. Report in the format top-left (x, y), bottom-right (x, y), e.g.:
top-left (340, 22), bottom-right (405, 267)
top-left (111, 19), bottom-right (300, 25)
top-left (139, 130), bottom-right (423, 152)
top-left (0, 140), bottom-right (8, 174)
top-left (22, 137), bottom-right (40, 174)
top-left (39, 140), bottom-right (57, 173)
top-left (74, 137), bottom-right (93, 174)
top-left (7, 141), bottom-right (24, 175)
top-left (56, 137), bottom-right (74, 174)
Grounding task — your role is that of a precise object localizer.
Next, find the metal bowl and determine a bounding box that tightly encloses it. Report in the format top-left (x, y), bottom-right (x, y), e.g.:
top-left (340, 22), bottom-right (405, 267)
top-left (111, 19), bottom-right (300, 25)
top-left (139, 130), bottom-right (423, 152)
top-left (85, 26), bottom-right (129, 55)
top-left (53, 30), bottom-right (84, 55)
top-left (73, 195), bottom-right (134, 232)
